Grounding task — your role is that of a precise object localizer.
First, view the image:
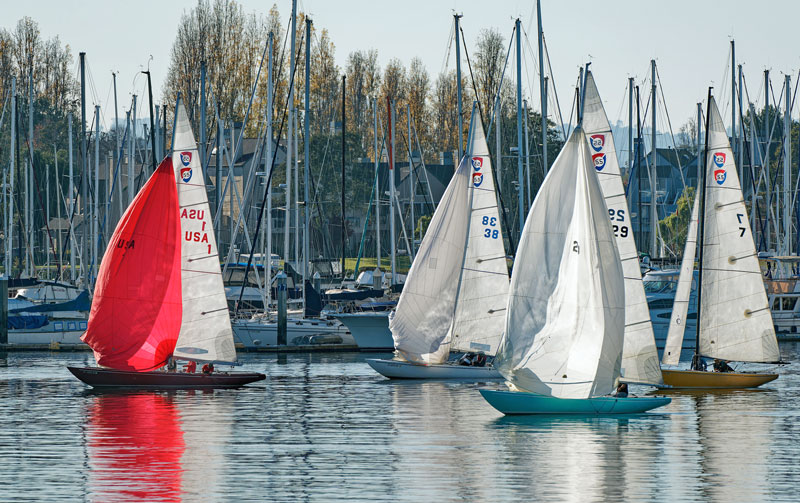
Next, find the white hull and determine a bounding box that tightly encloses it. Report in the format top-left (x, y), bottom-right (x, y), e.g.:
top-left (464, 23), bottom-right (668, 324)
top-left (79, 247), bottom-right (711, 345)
top-left (232, 317), bottom-right (353, 348)
top-left (366, 358), bottom-right (503, 380)
top-left (333, 312), bottom-right (393, 350)
top-left (7, 318), bottom-right (88, 346)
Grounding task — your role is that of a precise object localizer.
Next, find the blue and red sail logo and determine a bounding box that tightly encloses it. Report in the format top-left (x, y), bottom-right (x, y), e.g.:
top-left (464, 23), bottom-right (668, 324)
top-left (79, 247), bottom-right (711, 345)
top-left (180, 151), bottom-right (192, 167)
top-left (592, 153), bottom-right (607, 171)
top-left (714, 169), bottom-right (726, 185)
top-left (472, 172), bottom-right (484, 187)
top-left (589, 134), bottom-right (605, 152)
top-left (713, 152), bottom-right (725, 167)
top-left (181, 167), bottom-right (193, 183)
top-left (471, 157), bottom-right (483, 170)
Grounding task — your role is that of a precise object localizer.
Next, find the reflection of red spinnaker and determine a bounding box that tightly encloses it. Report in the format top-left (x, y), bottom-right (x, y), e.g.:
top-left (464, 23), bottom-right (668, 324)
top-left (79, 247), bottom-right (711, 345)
top-left (87, 393), bottom-right (185, 502)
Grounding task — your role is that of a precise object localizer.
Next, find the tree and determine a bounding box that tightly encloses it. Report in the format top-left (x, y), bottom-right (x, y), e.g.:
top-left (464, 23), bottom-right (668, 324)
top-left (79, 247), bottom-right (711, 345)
top-left (658, 186), bottom-right (696, 257)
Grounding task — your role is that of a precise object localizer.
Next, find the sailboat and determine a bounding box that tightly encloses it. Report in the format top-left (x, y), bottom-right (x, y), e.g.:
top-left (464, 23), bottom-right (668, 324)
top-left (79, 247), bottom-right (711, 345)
top-left (366, 104), bottom-right (509, 379)
top-left (480, 122), bottom-right (670, 415)
top-left (69, 101), bottom-right (265, 388)
top-left (582, 71), bottom-right (663, 387)
top-left (659, 92), bottom-right (780, 389)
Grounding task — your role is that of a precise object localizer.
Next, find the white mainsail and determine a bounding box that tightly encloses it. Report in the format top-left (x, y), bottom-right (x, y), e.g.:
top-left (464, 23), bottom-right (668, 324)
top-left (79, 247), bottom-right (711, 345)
top-left (662, 191), bottom-right (699, 366)
top-left (582, 72), bottom-right (662, 385)
top-left (171, 101), bottom-right (238, 364)
top-left (494, 127), bottom-right (625, 399)
top-left (450, 114), bottom-right (509, 355)
top-left (696, 97), bottom-right (779, 362)
top-left (390, 108), bottom-right (508, 363)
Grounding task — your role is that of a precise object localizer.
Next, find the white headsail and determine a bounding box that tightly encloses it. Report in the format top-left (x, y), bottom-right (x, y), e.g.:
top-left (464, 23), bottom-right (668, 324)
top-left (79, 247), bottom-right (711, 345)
top-left (450, 113), bottom-right (509, 355)
top-left (390, 108), bottom-right (508, 363)
top-left (582, 72), bottom-right (662, 384)
top-left (494, 127), bottom-right (625, 399)
top-left (662, 191), bottom-right (699, 366)
top-left (171, 101), bottom-right (237, 364)
top-left (697, 97), bottom-right (779, 362)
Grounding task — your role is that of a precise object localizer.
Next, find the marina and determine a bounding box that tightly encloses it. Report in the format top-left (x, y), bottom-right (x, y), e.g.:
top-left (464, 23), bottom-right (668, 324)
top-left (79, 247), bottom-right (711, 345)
top-left (3, 0), bottom-right (800, 500)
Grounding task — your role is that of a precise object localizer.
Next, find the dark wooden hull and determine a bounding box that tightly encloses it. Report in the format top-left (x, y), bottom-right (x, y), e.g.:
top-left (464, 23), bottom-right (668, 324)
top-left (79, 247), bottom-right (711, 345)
top-left (68, 366), bottom-right (266, 388)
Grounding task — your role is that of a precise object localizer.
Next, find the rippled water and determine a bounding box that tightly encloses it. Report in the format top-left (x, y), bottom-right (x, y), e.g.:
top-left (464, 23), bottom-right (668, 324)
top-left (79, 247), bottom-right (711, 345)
top-left (2, 345), bottom-right (800, 502)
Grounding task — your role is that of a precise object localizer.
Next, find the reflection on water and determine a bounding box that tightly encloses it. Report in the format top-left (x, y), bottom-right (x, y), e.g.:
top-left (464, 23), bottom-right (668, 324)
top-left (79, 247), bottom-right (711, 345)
top-left (1, 349), bottom-right (800, 502)
top-left (86, 393), bottom-right (185, 502)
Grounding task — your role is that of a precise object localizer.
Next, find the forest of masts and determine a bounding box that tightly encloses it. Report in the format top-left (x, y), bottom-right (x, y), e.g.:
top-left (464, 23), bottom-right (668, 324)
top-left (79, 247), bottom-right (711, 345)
top-left (0, 1), bottom-right (798, 288)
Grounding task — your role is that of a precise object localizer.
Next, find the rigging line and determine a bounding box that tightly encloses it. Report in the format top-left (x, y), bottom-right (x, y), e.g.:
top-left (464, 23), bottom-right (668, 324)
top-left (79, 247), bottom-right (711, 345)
top-left (542, 34), bottom-right (565, 139)
top-left (460, 24), bottom-right (516, 255)
top-left (235, 23), bottom-right (305, 315)
top-left (441, 20), bottom-right (455, 75)
top-left (655, 66), bottom-right (686, 191)
top-left (485, 26), bottom-right (515, 140)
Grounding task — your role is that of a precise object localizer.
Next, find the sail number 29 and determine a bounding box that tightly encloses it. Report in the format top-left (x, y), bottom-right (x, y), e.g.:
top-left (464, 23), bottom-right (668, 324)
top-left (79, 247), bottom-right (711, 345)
top-left (482, 216), bottom-right (499, 239)
top-left (608, 208), bottom-right (629, 238)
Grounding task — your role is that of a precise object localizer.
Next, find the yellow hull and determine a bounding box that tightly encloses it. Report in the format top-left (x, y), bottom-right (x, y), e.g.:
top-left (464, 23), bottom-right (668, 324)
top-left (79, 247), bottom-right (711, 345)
top-left (660, 369), bottom-right (778, 389)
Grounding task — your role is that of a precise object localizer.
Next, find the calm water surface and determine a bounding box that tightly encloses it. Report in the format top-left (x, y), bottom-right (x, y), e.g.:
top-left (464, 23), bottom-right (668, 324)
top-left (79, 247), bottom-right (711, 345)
top-left (2, 345), bottom-right (800, 502)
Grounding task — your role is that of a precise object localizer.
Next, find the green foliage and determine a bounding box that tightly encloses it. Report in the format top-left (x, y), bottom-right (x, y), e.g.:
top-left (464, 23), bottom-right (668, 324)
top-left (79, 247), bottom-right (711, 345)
top-left (658, 186), bottom-right (696, 257)
top-left (415, 214), bottom-right (432, 242)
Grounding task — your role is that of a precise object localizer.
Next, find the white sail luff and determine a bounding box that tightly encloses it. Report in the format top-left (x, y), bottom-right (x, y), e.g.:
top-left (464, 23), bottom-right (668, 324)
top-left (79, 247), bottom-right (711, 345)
top-left (449, 112), bottom-right (510, 355)
top-left (698, 98), bottom-right (779, 363)
top-left (662, 192), bottom-right (699, 365)
top-left (172, 102), bottom-right (237, 364)
top-left (583, 72), bottom-right (662, 384)
top-left (495, 128), bottom-right (625, 399)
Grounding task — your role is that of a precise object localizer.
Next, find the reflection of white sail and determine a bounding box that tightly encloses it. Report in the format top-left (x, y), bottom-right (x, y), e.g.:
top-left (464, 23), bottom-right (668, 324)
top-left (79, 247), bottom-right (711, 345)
top-left (179, 392), bottom-right (234, 499)
top-left (390, 108), bottom-right (508, 363)
top-left (494, 127), bottom-right (625, 399)
top-left (172, 102), bottom-right (237, 364)
top-left (698, 98), bottom-right (779, 362)
top-left (582, 72), bottom-right (662, 385)
top-left (662, 193), bottom-right (699, 365)
top-left (695, 392), bottom-right (775, 501)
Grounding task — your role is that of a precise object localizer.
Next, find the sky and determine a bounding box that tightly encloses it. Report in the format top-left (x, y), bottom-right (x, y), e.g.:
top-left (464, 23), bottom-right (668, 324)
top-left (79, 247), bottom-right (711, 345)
top-left (6, 0), bottom-right (800, 139)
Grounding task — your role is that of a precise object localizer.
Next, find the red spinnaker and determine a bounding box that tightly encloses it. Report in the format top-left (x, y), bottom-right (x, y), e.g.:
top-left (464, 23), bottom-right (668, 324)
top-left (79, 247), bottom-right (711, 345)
top-left (82, 157), bottom-right (182, 371)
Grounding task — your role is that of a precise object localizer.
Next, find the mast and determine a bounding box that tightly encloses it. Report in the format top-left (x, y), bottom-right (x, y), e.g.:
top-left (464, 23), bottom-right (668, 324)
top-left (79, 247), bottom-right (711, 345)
top-left (304, 18), bottom-right (311, 292)
top-left (749, 102), bottom-right (758, 240)
top-left (200, 61), bottom-right (206, 181)
top-left (650, 59), bottom-right (658, 258)
top-left (636, 86), bottom-right (643, 252)
top-left (537, 0), bottom-right (547, 172)
top-left (341, 75), bottom-right (346, 281)
top-left (737, 65), bottom-right (744, 191)
top-left (68, 110), bottom-right (74, 281)
top-left (514, 18), bottom-right (524, 242)
top-left (266, 32), bottom-right (273, 309)
top-left (388, 97), bottom-right (396, 284)
top-left (784, 74), bottom-right (792, 256)
top-left (144, 70), bottom-right (157, 173)
top-left (374, 100), bottom-right (381, 268)
top-left (6, 77), bottom-right (14, 276)
top-left (407, 104), bottom-right (415, 259)
top-left (628, 77), bottom-right (633, 178)
top-left (94, 105), bottom-right (100, 284)
top-left (523, 98), bottom-right (531, 209)
top-left (28, 71), bottom-right (34, 276)
top-left (495, 99), bottom-right (502, 188)
top-left (693, 88), bottom-right (713, 370)
top-left (731, 40), bottom-right (736, 163)
top-left (46, 163), bottom-right (49, 277)
top-left (286, 0), bottom-right (296, 271)
top-left (128, 96), bottom-right (136, 205)
top-left (54, 145), bottom-right (61, 277)
top-left (80, 52), bottom-right (88, 287)
top-left (113, 72), bottom-right (122, 223)
top-left (764, 70), bottom-right (770, 250)
top-left (454, 13), bottom-right (463, 163)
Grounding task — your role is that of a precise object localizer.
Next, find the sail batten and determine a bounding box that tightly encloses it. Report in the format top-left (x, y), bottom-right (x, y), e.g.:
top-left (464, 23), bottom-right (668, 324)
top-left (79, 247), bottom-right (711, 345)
top-left (582, 72), bottom-right (662, 385)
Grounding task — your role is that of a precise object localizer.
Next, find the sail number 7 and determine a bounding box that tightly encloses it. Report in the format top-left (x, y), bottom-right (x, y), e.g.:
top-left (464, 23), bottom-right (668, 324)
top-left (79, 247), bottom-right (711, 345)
top-left (482, 216), bottom-right (499, 239)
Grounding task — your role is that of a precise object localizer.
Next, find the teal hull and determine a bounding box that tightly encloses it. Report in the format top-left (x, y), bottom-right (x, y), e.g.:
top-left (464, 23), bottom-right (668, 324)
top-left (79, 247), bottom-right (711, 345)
top-left (480, 389), bottom-right (671, 415)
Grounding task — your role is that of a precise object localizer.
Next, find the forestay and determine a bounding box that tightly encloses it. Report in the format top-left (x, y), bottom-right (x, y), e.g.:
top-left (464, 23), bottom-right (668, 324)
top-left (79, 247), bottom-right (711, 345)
top-left (662, 192), bottom-right (699, 366)
top-left (494, 128), bottom-right (625, 399)
top-left (171, 102), bottom-right (238, 364)
top-left (697, 98), bottom-right (779, 362)
top-left (582, 72), bottom-right (662, 384)
top-left (449, 113), bottom-right (509, 356)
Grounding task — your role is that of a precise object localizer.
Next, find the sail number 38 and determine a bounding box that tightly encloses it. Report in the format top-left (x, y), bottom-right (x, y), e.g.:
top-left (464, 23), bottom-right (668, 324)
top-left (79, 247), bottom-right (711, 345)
top-left (482, 216), bottom-right (499, 239)
top-left (608, 208), bottom-right (629, 238)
